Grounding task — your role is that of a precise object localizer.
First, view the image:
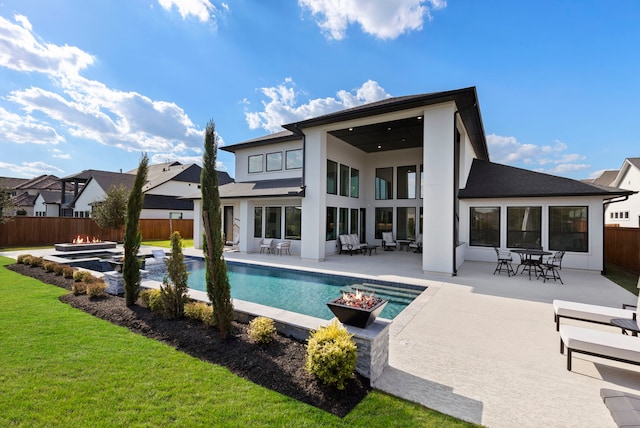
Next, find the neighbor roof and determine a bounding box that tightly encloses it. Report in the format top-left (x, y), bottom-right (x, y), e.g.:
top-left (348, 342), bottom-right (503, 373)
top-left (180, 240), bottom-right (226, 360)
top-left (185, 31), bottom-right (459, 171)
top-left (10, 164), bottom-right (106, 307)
top-left (38, 190), bottom-right (63, 204)
top-left (0, 176), bottom-right (28, 190)
top-left (459, 159), bottom-right (635, 199)
top-left (142, 194), bottom-right (194, 211)
top-left (587, 170), bottom-right (619, 187)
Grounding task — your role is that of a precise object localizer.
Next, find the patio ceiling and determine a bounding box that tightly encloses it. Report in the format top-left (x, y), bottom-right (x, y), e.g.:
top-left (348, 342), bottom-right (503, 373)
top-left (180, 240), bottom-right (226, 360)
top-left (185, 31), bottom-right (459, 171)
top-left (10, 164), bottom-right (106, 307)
top-left (328, 116), bottom-right (424, 153)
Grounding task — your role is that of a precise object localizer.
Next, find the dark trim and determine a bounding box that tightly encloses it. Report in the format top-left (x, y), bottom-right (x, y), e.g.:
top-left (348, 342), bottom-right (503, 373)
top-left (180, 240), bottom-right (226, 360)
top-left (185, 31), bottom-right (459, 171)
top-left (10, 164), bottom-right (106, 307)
top-left (601, 195), bottom-right (630, 274)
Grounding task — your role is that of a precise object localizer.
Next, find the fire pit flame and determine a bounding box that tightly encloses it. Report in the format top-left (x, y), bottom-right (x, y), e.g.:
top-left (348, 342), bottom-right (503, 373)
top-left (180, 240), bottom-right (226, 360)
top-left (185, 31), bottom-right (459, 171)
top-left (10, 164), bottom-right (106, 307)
top-left (339, 288), bottom-right (381, 310)
top-left (72, 235), bottom-right (102, 244)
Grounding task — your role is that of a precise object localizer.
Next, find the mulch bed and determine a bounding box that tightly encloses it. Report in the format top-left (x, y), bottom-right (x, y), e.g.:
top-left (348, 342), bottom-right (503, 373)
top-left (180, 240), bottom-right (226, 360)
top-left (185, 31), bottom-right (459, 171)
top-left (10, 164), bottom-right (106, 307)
top-left (7, 263), bottom-right (370, 417)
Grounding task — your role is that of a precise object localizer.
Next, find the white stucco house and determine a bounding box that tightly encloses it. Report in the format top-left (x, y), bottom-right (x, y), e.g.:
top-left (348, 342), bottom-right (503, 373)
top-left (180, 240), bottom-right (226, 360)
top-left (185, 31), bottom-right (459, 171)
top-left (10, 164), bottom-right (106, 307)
top-left (192, 87), bottom-right (632, 275)
top-left (602, 158), bottom-right (640, 227)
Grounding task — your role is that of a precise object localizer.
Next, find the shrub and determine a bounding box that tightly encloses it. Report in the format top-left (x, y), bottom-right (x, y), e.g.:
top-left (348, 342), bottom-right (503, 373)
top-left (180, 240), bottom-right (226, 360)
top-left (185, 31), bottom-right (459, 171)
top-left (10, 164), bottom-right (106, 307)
top-left (139, 289), bottom-right (163, 313)
top-left (16, 254), bottom-right (32, 264)
top-left (29, 257), bottom-right (43, 267)
top-left (305, 320), bottom-right (357, 390)
top-left (53, 264), bottom-right (65, 276)
top-left (86, 280), bottom-right (107, 298)
top-left (62, 266), bottom-right (75, 279)
top-left (73, 270), bottom-right (93, 282)
top-left (43, 261), bottom-right (57, 272)
top-left (72, 281), bottom-right (87, 295)
top-left (248, 316), bottom-right (276, 344)
top-left (159, 231), bottom-right (190, 319)
top-left (184, 301), bottom-right (215, 327)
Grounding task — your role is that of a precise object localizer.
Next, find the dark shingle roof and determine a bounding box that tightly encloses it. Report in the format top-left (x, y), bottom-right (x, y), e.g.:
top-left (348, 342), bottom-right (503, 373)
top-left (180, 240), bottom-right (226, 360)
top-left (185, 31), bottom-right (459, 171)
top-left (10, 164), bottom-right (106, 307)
top-left (459, 159), bottom-right (635, 199)
top-left (12, 192), bottom-right (37, 207)
top-left (142, 194), bottom-right (194, 211)
top-left (218, 178), bottom-right (304, 199)
top-left (38, 190), bottom-right (63, 204)
top-left (0, 176), bottom-right (29, 190)
top-left (220, 130), bottom-right (299, 153)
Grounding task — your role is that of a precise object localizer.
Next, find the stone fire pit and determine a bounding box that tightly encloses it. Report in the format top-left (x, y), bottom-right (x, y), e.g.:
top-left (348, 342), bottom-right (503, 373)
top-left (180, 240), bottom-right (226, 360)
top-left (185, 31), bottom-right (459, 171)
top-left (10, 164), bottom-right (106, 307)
top-left (54, 241), bottom-right (117, 252)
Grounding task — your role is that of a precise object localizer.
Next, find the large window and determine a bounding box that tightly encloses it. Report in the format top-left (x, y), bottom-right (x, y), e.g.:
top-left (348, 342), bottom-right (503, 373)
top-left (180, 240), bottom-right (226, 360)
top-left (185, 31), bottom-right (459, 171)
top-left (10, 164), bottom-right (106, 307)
top-left (350, 168), bottom-right (359, 198)
top-left (375, 207), bottom-right (393, 239)
top-left (397, 207), bottom-right (416, 240)
top-left (285, 206), bottom-right (301, 240)
top-left (254, 207), bottom-right (262, 238)
top-left (266, 152), bottom-right (282, 171)
top-left (327, 160), bottom-right (337, 195)
top-left (326, 207), bottom-right (337, 241)
top-left (397, 165), bottom-right (416, 199)
top-left (470, 207), bottom-right (500, 247)
top-left (549, 206), bottom-right (588, 252)
top-left (265, 207), bottom-right (282, 239)
top-left (286, 149), bottom-right (303, 169)
top-left (420, 164), bottom-right (424, 199)
top-left (350, 209), bottom-right (359, 235)
top-left (507, 206), bottom-right (541, 248)
top-left (339, 208), bottom-right (348, 236)
top-left (248, 154), bottom-right (263, 173)
top-left (340, 164), bottom-right (350, 197)
top-left (375, 167), bottom-right (393, 200)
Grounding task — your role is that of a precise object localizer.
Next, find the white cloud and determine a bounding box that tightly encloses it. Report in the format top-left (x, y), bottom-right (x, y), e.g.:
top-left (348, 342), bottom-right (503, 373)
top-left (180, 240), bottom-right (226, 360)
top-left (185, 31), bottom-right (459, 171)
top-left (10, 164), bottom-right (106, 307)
top-left (157, 0), bottom-right (217, 22)
top-left (487, 133), bottom-right (590, 176)
top-left (0, 14), bottom-right (205, 156)
top-left (0, 106), bottom-right (65, 144)
top-left (245, 78), bottom-right (391, 133)
top-left (298, 0), bottom-right (446, 40)
top-left (0, 160), bottom-right (63, 177)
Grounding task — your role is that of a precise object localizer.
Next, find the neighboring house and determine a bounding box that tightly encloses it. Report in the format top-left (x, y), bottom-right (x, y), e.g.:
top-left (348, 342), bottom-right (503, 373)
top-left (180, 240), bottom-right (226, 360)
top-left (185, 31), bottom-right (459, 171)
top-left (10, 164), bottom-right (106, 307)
top-left (33, 190), bottom-right (65, 217)
top-left (0, 175), bottom-right (67, 216)
top-left (604, 158), bottom-right (640, 227)
top-left (190, 86), bottom-right (632, 274)
top-left (61, 162), bottom-right (232, 220)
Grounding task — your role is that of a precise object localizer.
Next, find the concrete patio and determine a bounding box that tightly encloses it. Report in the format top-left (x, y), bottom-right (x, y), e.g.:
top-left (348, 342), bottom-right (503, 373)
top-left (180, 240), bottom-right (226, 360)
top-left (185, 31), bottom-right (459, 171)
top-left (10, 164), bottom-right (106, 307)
top-left (215, 248), bottom-right (640, 428)
top-left (3, 246), bottom-right (639, 427)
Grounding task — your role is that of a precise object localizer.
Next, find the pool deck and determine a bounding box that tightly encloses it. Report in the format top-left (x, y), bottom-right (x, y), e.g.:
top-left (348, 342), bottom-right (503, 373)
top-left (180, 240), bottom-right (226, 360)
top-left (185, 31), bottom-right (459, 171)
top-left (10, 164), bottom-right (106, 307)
top-left (4, 246), bottom-right (640, 427)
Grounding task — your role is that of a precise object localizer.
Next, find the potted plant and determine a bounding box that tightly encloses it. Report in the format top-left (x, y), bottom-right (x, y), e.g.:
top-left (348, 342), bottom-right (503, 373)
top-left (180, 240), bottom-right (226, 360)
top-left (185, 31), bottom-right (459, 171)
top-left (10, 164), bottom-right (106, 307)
top-left (326, 288), bottom-right (388, 328)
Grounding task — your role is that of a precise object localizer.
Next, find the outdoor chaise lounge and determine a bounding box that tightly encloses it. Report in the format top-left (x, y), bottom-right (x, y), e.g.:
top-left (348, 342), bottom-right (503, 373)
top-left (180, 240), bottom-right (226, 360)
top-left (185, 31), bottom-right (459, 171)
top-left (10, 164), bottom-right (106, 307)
top-left (559, 324), bottom-right (640, 371)
top-left (553, 299), bottom-right (637, 331)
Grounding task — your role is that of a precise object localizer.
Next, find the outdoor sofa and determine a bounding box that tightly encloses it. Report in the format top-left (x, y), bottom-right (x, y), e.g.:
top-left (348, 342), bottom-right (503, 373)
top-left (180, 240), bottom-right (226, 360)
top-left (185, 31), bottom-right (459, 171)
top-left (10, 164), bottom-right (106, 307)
top-left (338, 234), bottom-right (366, 255)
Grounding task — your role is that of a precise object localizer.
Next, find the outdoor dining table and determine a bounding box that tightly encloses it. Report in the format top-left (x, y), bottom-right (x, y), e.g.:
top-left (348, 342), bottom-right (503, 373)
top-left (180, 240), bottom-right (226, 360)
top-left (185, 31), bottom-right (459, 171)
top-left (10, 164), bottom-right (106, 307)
top-left (510, 248), bottom-right (552, 280)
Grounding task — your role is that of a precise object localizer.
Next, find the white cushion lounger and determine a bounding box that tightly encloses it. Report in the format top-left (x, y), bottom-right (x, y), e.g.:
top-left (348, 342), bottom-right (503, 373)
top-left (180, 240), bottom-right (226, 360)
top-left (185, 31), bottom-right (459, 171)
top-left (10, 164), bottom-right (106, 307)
top-left (559, 325), bottom-right (640, 371)
top-left (553, 299), bottom-right (636, 331)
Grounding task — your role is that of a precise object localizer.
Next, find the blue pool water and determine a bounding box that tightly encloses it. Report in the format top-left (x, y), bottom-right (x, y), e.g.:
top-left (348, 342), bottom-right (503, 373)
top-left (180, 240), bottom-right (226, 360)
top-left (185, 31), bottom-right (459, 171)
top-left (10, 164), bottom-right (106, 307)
top-left (150, 258), bottom-right (423, 320)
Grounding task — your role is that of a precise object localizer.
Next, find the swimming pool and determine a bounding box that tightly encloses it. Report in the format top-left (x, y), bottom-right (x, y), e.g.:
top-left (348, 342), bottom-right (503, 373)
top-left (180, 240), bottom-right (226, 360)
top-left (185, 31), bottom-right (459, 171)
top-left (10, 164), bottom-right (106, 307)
top-left (149, 258), bottom-right (423, 320)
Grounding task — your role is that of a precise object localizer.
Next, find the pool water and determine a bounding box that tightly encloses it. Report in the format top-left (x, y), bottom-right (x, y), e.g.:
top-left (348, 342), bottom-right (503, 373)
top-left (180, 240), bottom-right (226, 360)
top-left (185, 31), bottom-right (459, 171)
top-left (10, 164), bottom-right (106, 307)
top-left (150, 258), bottom-right (423, 320)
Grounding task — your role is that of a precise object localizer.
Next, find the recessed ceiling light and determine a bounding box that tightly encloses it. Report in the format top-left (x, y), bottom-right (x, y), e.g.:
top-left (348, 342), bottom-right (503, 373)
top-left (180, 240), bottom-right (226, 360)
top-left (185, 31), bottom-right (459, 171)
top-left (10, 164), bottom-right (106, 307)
top-left (387, 127), bottom-right (392, 131)
top-left (417, 116), bottom-right (422, 120)
top-left (348, 127), bottom-right (353, 131)
top-left (377, 145), bottom-right (382, 149)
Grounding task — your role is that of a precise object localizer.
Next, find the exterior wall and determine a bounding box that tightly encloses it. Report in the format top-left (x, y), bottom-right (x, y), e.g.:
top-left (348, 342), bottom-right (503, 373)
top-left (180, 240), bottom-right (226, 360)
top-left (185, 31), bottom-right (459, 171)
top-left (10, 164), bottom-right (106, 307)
top-left (140, 208), bottom-right (195, 220)
top-left (73, 180), bottom-right (105, 217)
top-left (422, 102), bottom-right (457, 274)
top-left (606, 163), bottom-right (640, 228)
top-left (460, 196), bottom-right (606, 271)
top-left (233, 140), bottom-right (303, 183)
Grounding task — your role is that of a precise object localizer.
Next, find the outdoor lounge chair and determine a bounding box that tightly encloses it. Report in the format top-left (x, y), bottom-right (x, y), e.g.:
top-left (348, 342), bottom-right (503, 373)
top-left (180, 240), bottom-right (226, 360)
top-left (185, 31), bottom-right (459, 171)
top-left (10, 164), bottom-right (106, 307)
top-left (339, 234), bottom-right (365, 255)
top-left (559, 324), bottom-right (640, 372)
top-left (259, 238), bottom-right (274, 255)
top-left (553, 297), bottom-right (638, 331)
top-left (493, 247), bottom-right (515, 276)
top-left (381, 232), bottom-right (397, 251)
top-left (409, 234), bottom-right (423, 253)
top-left (276, 240), bottom-right (291, 255)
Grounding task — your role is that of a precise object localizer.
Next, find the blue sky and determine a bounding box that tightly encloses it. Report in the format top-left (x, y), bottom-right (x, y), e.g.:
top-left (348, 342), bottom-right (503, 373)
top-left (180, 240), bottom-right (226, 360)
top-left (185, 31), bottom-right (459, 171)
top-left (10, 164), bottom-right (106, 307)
top-left (0, 0), bottom-right (637, 180)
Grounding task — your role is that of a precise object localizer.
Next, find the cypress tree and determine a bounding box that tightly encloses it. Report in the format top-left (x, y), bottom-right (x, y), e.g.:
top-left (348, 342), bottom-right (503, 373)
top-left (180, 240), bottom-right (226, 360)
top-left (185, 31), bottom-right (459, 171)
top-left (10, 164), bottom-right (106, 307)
top-left (201, 120), bottom-right (234, 338)
top-left (123, 153), bottom-right (149, 306)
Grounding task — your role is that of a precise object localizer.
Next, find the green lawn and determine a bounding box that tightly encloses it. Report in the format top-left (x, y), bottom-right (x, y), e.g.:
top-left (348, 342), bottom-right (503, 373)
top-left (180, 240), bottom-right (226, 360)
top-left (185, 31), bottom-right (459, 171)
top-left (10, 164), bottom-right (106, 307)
top-left (0, 257), bottom-right (476, 427)
top-left (604, 262), bottom-right (639, 296)
top-left (142, 238), bottom-right (194, 248)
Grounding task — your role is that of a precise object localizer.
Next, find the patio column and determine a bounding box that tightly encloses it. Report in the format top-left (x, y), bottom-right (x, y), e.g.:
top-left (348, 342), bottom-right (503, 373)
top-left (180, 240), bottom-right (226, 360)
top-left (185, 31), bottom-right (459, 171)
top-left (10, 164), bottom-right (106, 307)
top-left (237, 199), bottom-right (252, 253)
top-left (422, 102), bottom-right (456, 274)
top-left (300, 128), bottom-right (327, 261)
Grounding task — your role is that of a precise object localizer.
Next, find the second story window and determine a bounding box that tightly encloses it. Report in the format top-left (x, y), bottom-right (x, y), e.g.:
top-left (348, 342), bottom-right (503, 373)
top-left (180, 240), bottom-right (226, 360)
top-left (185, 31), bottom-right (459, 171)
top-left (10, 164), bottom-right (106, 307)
top-left (248, 154), bottom-right (263, 173)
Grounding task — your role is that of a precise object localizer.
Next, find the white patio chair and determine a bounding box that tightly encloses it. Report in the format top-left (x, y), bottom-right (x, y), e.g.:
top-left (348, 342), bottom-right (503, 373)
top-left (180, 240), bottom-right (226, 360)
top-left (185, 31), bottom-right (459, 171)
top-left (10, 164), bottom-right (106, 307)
top-left (381, 232), bottom-right (397, 251)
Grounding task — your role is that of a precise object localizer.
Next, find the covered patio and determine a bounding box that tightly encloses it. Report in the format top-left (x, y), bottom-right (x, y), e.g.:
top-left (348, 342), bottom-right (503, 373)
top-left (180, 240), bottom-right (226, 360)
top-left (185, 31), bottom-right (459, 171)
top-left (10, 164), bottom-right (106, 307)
top-left (212, 248), bottom-right (639, 427)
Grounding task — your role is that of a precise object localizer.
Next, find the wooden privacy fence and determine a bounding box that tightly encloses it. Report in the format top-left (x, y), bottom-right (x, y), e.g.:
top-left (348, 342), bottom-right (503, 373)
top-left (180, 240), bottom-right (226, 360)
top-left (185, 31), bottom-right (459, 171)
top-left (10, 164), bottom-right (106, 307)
top-left (605, 226), bottom-right (640, 275)
top-left (0, 217), bottom-right (193, 248)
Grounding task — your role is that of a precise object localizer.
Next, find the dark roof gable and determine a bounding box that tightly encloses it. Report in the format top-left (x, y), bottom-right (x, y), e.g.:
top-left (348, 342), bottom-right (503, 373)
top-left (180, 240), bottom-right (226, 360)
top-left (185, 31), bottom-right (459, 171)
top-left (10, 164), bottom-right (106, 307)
top-left (459, 159), bottom-right (635, 199)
